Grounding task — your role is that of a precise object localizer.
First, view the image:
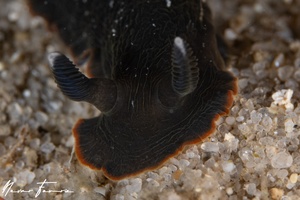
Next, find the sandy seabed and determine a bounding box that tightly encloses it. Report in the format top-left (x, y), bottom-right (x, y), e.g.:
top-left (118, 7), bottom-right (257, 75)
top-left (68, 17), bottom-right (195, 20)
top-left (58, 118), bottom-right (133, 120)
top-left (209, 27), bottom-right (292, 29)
top-left (1, 0), bottom-right (300, 199)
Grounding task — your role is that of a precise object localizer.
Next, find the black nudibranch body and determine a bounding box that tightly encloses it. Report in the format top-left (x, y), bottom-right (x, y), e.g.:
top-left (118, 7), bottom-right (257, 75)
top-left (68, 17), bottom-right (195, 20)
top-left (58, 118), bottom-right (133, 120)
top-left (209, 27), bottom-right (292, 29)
top-left (28, 0), bottom-right (237, 180)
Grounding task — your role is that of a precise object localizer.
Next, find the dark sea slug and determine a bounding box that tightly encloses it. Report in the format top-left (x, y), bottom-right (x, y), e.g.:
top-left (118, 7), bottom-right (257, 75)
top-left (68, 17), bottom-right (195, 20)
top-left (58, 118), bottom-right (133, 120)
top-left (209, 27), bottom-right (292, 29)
top-left (27, 0), bottom-right (237, 180)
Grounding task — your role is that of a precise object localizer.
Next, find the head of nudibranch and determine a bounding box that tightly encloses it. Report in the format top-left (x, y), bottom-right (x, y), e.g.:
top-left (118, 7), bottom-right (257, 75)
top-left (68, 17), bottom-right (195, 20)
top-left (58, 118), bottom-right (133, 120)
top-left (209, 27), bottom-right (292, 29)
top-left (47, 36), bottom-right (237, 180)
top-left (29, 0), bottom-right (237, 180)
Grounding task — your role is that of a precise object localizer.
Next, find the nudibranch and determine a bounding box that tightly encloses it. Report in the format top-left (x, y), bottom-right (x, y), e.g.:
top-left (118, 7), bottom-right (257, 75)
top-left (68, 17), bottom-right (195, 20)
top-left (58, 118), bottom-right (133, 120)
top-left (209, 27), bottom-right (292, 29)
top-left (27, 0), bottom-right (237, 180)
